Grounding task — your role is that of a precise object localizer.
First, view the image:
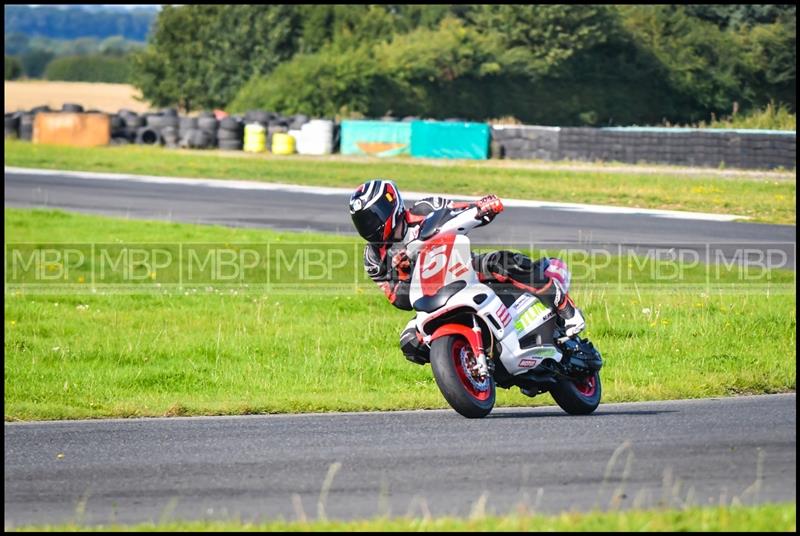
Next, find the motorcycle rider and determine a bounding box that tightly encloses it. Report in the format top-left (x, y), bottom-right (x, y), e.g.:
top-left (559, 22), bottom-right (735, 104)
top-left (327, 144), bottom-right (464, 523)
top-left (349, 179), bottom-right (586, 365)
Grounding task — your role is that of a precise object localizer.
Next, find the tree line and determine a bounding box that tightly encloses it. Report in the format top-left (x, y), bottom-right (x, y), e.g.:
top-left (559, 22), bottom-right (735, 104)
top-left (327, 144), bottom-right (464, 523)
top-left (4, 5), bottom-right (151, 83)
top-left (4, 5), bottom-right (156, 41)
top-left (131, 5), bottom-right (795, 126)
top-left (7, 5), bottom-right (796, 127)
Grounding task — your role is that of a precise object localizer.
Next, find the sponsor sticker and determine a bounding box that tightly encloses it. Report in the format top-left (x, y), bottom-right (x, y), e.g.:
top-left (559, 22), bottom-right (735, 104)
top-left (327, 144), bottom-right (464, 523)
top-left (518, 358), bottom-right (538, 368)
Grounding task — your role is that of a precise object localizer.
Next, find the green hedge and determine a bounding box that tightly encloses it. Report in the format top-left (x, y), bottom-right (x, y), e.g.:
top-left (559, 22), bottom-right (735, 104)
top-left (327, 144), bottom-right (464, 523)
top-left (43, 54), bottom-right (132, 83)
top-left (4, 55), bottom-right (22, 80)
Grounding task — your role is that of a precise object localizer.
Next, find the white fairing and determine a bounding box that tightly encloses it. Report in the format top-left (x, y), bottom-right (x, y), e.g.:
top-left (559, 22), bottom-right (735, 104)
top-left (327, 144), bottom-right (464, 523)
top-left (409, 207), bottom-right (562, 376)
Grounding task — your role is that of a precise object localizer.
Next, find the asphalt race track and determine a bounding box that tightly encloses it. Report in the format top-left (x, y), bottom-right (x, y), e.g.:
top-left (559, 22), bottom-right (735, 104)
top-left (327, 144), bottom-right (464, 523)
top-left (4, 395), bottom-right (796, 527)
top-left (4, 168), bottom-right (796, 270)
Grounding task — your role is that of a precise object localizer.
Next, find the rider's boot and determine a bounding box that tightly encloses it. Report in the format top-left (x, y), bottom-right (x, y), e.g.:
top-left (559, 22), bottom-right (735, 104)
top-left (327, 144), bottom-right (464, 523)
top-left (400, 319), bottom-right (430, 365)
top-left (556, 293), bottom-right (586, 338)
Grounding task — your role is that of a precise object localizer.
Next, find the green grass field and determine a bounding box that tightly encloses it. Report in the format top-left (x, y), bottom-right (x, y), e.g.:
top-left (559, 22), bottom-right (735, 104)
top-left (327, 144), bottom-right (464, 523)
top-left (8, 503), bottom-right (796, 532)
top-left (4, 139), bottom-right (796, 224)
top-left (4, 208), bottom-right (795, 421)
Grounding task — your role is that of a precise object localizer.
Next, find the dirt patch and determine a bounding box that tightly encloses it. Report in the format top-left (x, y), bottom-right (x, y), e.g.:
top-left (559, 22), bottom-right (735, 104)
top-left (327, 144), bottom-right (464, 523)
top-left (4, 81), bottom-right (154, 114)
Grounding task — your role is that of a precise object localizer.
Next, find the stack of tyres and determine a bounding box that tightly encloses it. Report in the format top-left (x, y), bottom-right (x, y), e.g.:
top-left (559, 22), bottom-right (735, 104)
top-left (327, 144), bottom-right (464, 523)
top-left (197, 112), bottom-right (218, 148)
top-left (159, 109), bottom-right (180, 148)
top-left (217, 117), bottom-right (244, 150)
top-left (19, 113), bottom-right (35, 141)
top-left (178, 116), bottom-right (198, 148)
top-left (119, 111), bottom-right (145, 143)
top-left (4, 113), bottom-right (21, 138)
top-left (177, 112), bottom-right (217, 149)
top-left (109, 114), bottom-right (129, 144)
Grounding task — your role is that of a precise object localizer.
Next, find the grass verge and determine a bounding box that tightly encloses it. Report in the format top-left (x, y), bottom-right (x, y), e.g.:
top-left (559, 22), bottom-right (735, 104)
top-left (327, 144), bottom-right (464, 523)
top-left (4, 139), bottom-right (796, 224)
top-left (8, 503), bottom-right (797, 532)
top-left (4, 208), bottom-right (795, 421)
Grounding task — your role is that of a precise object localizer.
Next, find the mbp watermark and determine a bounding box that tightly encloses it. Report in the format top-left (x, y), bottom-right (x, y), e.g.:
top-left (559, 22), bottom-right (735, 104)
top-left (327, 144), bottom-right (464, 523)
top-left (4, 240), bottom-right (794, 294)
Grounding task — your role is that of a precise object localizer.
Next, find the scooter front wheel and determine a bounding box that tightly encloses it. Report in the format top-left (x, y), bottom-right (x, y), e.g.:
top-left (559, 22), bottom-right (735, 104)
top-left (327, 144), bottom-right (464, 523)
top-left (430, 335), bottom-right (495, 418)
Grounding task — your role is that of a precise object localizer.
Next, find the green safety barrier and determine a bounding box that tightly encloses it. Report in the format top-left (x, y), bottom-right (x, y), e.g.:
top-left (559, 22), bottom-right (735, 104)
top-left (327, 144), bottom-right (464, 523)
top-left (339, 120), bottom-right (411, 157)
top-left (410, 121), bottom-right (490, 160)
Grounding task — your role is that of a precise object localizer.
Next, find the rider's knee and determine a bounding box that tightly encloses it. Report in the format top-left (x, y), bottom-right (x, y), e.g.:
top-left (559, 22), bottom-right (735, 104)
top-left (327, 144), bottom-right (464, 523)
top-left (544, 257), bottom-right (571, 293)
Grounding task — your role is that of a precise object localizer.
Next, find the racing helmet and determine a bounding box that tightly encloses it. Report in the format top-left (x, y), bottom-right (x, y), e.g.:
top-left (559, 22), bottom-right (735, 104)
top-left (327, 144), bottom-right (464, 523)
top-left (349, 179), bottom-right (407, 243)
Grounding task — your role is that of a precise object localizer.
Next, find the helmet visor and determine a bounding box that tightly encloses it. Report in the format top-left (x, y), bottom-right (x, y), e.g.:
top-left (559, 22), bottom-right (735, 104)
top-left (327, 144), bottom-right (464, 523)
top-left (352, 195), bottom-right (396, 243)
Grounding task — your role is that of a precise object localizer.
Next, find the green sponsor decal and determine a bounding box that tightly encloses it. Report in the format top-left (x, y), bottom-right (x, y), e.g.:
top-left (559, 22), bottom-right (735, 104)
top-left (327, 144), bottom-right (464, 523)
top-left (514, 301), bottom-right (549, 332)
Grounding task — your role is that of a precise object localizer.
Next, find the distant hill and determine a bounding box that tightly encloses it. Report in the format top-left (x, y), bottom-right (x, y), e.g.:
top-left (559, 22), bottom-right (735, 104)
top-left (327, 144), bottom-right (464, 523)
top-left (4, 4), bottom-right (158, 41)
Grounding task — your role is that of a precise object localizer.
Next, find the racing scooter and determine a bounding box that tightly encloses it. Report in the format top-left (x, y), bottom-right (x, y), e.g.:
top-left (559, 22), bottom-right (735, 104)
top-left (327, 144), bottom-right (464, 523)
top-left (405, 202), bottom-right (603, 418)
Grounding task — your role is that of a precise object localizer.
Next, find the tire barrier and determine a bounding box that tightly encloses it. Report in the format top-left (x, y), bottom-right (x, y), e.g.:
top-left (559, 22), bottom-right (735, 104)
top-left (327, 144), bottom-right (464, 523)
top-left (491, 125), bottom-right (796, 170)
top-left (7, 103), bottom-right (793, 170)
top-left (217, 117), bottom-right (244, 151)
top-left (19, 113), bottom-right (35, 141)
top-left (4, 113), bottom-right (21, 138)
top-left (161, 126), bottom-right (179, 148)
top-left (135, 127), bottom-right (162, 146)
top-left (61, 103), bottom-right (84, 113)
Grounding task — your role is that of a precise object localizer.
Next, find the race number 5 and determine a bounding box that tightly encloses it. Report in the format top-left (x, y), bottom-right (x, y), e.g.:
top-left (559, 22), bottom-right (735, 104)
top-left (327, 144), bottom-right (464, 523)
top-left (422, 244), bottom-right (448, 279)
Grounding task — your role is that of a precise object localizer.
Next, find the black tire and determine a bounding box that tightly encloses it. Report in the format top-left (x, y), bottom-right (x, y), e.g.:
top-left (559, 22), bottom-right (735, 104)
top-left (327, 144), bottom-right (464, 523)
top-left (245, 110), bottom-right (271, 124)
top-left (5, 114), bottom-right (20, 129)
top-left (188, 129), bottom-right (212, 148)
top-left (216, 128), bottom-right (242, 141)
top-left (179, 116), bottom-right (198, 130)
top-left (549, 372), bottom-right (601, 415)
top-left (430, 334), bottom-right (495, 419)
top-left (61, 103), bottom-right (84, 113)
top-left (135, 127), bottom-right (162, 145)
top-left (218, 139), bottom-right (243, 150)
top-left (198, 117), bottom-right (219, 130)
top-left (124, 115), bottom-right (145, 128)
top-left (19, 125), bottom-right (33, 141)
top-left (219, 116), bottom-right (240, 130)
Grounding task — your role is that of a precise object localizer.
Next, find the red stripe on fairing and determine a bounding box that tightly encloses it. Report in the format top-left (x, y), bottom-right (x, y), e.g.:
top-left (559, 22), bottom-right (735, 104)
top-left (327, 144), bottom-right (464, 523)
top-left (496, 304), bottom-right (511, 326)
top-left (449, 262), bottom-right (468, 277)
top-left (453, 266), bottom-right (469, 277)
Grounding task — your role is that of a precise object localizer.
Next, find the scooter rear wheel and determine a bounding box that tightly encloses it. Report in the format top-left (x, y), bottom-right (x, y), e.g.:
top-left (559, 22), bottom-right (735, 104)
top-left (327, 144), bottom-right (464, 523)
top-left (550, 371), bottom-right (601, 415)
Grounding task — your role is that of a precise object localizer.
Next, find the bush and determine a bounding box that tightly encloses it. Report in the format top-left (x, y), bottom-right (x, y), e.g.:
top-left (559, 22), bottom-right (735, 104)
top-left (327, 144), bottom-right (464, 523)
top-left (5, 55), bottom-right (23, 80)
top-left (43, 54), bottom-right (132, 83)
top-left (703, 102), bottom-right (796, 131)
top-left (229, 18), bottom-right (501, 120)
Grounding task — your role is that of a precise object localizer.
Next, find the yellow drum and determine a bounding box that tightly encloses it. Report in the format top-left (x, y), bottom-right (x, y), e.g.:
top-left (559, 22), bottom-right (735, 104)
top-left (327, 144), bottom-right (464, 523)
top-left (271, 132), bottom-right (296, 155)
top-left (243, 123), bottom-right (266, 153)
